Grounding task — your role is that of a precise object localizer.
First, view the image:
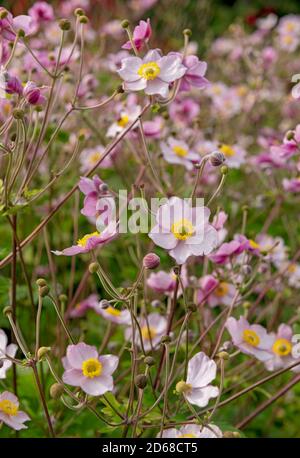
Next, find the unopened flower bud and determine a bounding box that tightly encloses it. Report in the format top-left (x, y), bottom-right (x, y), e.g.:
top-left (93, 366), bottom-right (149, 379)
top-left (37, 347), bottom-right (51, 360)
top-left (209, 151), bottom-right (225, 167)
top-left (74, 8), bottom-right (85, 16)
top-left (3, 306), bottom-right (13, 316)
top-left (121, 19), bottom-right (130, 29)
top-left (17, 29), bottom-right (26, 38)
top-left (151, 103), bottom-right (160, 113)
top-left (36, 278), bottom-right (47, 287)
top-left (50, 383), bottom-right (64, 399)
top-left (173, 266), bottom-right (180, 275)
top-left (99, 299), bottom-right (110, 309)
top-left (117, 85), bottom-right (124, 94)
top-left (135, 374), bottom-right (147, 389)
top-left (12, 109), bottom-right (25, 119)
top-left (59, 19), bottom-right (71, 31)
top-left (183, 28), bottom-right (192, 36)
top-left (175, 380), bottom-right (192, 394)
top-left (187, 303), bottom-right (197, 312)
top-left (144, 356), bottom-right (155, 367)
top-left (221, 165), bottom-right (228, 175)
top-left (99, 183), bottom-right (108, 192)
top-left (241, 264), bottom-right (252, 275)
top-left (217, 351), bottom-right (229, 360)
top-left (59, 294), bottom-right (68, 303)
top-left (0, 10), bottom-right (8, 19)
top-left (89, 262), bottom-right (99, 274)
top-left (151, 300), bottom-right (160, 308)
top-left (79, 15), bottom-right (88, 24)
top-left (286, 130), bottom-right (295, 141)
top-left (161, 335), bottom-right (171, 344)
top-left (143, 253), bottom-right (160, 270)
top-left (39, 285), bottom-right (49, 297)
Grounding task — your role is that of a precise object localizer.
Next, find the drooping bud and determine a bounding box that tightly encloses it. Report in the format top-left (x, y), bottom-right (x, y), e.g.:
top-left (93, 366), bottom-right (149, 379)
top-left (99, 299), bottom-right (110, 310)
top-left (221, 165), bottom-right (228, 175)
top-left (183, 28), bottom-right (192, 36)
top-left (37, 347), bottom-right (51, 360)
top-left (135, 374), bottom-right (147, 389)
top-left (36, 278), bottom-right (47, 287)
top-left (144, 356), bottom-right (155, 367)
top-left (39, 285), bottom-right (50, 297)
top-left (217, 351), bottom-right (230, 360)
top-left (121, 19), bottom-right (130, 29)
top-left (79, 15), bottom-right (89, 24)
top-left (74, 8), bottom-right (85, 16)
top-left (3, 306), bottom-right (13, 316)
top-left (88, 262), bottom-right (99, 274)
top-left (143, 253), bottom-right (160, 270)
top-left (50, 383), bottom-right (64, 399)
top-left (12, 109), bottom-right (25, 119)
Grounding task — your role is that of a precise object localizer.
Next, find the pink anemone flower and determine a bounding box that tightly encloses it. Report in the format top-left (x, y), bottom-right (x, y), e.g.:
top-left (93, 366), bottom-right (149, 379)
top-left (62, 342), bottom-right (119, 396)
top-left (149, 197), bottom-right (218, 265)
top-left (226, 316), bottom-right (274, 362)
top-left (117, 49), bottom-right (186, 97)
top-left (0, 391), bottom-right (30, 430)
top-left (0, 329), bottom-right (17, 379)
top-left (52, 225), bottom-right (116, 256)
top-left (122, 18), bottom-right (152, 51)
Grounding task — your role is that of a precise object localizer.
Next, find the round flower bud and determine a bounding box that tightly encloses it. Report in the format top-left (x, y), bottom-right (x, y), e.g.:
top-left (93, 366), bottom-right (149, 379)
top-left (117, 85), bottom-right (124, 94)
top-left (161, 335), bottom-right (171, 344)
top-left (59, 19), bottom-right (71, 31)
top-left (187, 303), bottom-right (197, 313)
top-left (209, 151), bottom-right (225, 167)
top-left (12, 109), bottom-right (25, 119)
top-left (3, 306), bottom-right (13, 316)
top-left (143, 253), bottom-right (160, 270)
top-left (175, 380), bottom-right (192, 394)
top-left (39, 285), bottom-right (50, 297)
top-left (36, 278), bottom-right (47, 287)
top-left (79, 15), bottom-right (88, 24)
top-left (88, 262), bottom-right (99, 274)
top-left (135, 374), bottom-right (147, 389)
top-left (59, 294), bottom-right (68, 303)
top-left (183, 28), bottom-right (192, 36)
top-left (121, 19), bottom-right (130, 29)
top-left (50, 383), bottom-right (64, 399)
top-left (144, 356), bottom-right (155, 367)
top-left (17, 29), bottom-right (26, 38)
top-left (74, 8), bottom-right (85, 16)
top-left (217, 351), bottom-right (230, 360)
top-left (37, 346), bottom-right (51, 360)
top-left (99, 299), bottom-right (110, 309)
top-left (0, 10), bottom-right (8, 19)
top-left (286, 130), bottom-right (295, 141)
top-left (99, 183), bottom-right (108, 193)
top-left (173, 266), bottom-right (180, 275)
top-left (221, 165), bottom-right (228, 175)
top-left (151, 300), bottom-right (160, 308)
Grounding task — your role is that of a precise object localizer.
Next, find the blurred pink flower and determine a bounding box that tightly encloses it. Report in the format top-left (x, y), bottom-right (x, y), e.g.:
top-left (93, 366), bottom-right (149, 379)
top-left (160, 423), bottom-right (222, 438)
top-left (160, 137), bottom-right (199, 170)
top-left (122, 19), bottom-right (151, 51)
top-left (69, 294), bottom-right (99, 319)
top-left (125, 312), bottom-right (167, 351)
